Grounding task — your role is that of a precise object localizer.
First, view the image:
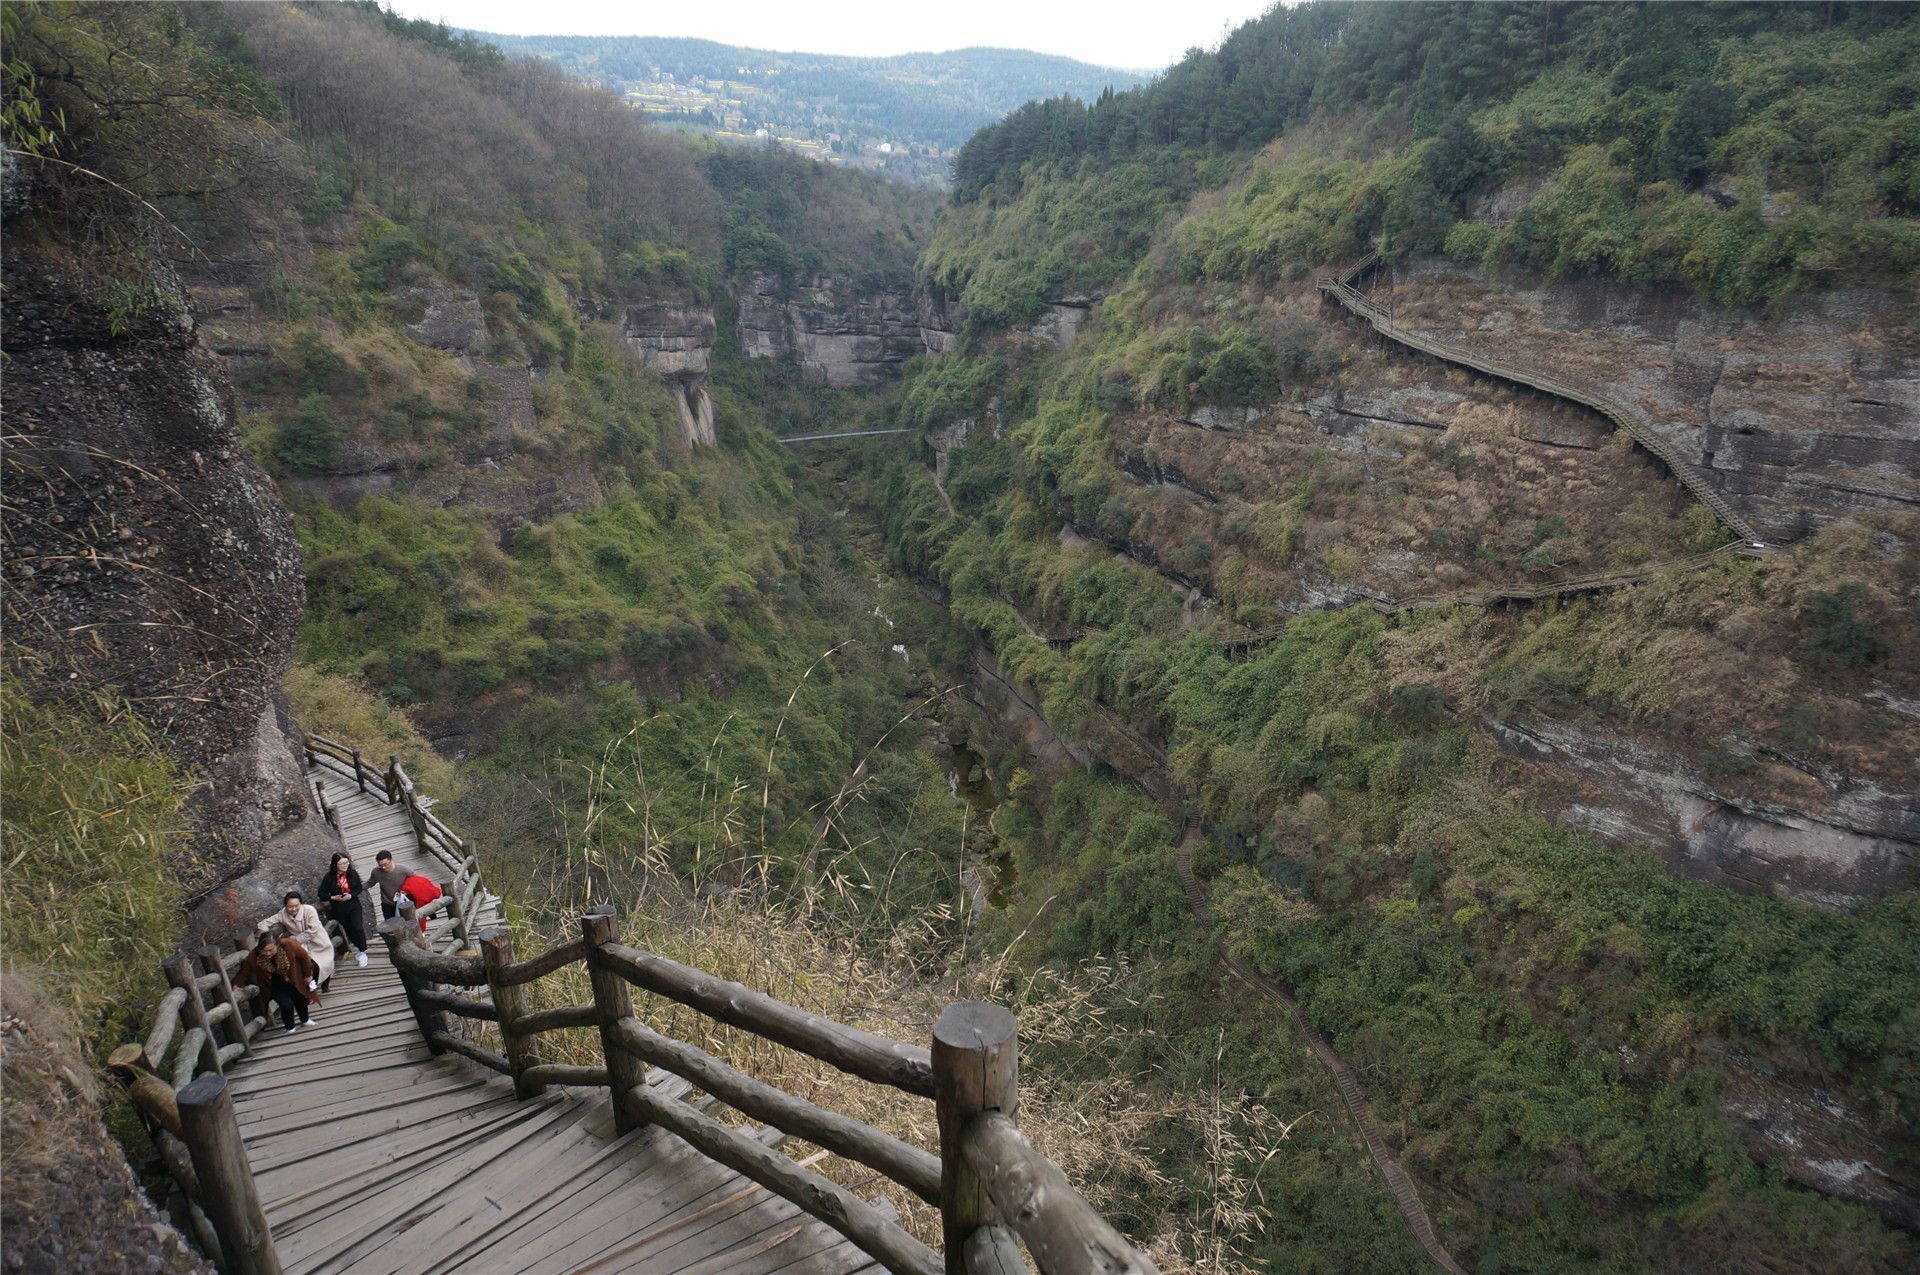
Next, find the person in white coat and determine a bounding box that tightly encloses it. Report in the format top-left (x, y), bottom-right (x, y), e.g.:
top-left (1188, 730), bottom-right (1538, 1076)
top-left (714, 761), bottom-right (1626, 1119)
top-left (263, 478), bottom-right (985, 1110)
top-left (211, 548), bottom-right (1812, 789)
top-left (255, 890), bottom-right (337, 990)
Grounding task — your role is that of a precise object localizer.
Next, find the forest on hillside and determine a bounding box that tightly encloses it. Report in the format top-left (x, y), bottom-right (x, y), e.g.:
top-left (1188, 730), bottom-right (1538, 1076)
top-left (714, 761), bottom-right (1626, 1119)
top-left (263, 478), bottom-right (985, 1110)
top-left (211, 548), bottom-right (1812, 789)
top-left (936, 0), bottom-right (1918, 320)
top-left (2, 2), bottom-right (1917, 1274)
top-left (482, 33), bottom-right (1147, 185)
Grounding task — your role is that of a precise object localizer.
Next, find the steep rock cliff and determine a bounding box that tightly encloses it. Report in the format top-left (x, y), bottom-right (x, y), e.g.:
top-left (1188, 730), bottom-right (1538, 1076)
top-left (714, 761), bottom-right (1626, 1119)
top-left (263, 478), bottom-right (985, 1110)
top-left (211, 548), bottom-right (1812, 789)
top-left (733, 274), bottom-right (931, 388)
top-left (623, 301), bottom-right (716, 447)
top-left (1392, 261), bottom-right (1920, 540)
top-left (2, 234), bottom-right (327, 905)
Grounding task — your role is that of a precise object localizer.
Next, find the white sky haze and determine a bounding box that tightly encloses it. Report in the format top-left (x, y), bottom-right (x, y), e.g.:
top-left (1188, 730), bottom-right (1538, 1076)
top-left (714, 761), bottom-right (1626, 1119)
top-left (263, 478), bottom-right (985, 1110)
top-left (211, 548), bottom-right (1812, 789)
top-left (380, 0), bottom-right (1277, 73)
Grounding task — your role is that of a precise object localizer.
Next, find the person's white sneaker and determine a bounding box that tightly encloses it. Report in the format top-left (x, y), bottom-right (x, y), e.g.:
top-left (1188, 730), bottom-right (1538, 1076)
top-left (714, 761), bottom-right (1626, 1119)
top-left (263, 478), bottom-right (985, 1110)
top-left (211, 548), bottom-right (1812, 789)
top-left (356, 951), bottom-right (368, 967)
top-left (285, 1024), bottom-right (299, 1035)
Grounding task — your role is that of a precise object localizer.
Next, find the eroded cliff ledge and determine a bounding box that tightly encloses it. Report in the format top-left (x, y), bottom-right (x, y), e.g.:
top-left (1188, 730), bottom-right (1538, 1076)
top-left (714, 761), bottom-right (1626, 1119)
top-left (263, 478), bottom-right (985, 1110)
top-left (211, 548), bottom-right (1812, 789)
top-left (733, 273), bottom-right (955, 388)
top-left (1391, 261), bottom-right (1920, 542)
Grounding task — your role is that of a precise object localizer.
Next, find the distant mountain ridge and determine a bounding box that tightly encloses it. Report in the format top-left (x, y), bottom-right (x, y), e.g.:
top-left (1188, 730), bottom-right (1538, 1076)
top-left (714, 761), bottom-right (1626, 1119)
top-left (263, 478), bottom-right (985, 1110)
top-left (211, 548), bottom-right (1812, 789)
top-left (474, 32), bottom-right (1150, 185)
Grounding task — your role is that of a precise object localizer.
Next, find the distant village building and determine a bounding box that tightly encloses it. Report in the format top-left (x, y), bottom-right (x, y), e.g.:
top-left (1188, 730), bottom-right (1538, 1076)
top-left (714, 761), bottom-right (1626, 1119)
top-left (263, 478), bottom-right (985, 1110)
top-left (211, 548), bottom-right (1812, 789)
top-left (877, 142), bottom-right (893, 154)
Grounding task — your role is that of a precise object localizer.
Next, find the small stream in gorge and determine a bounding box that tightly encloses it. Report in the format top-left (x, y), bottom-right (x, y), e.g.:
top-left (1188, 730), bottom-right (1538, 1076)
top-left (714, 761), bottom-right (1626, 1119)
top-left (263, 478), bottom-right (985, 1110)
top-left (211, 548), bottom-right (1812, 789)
top-left (948, 741), bottom-right (1017, 911)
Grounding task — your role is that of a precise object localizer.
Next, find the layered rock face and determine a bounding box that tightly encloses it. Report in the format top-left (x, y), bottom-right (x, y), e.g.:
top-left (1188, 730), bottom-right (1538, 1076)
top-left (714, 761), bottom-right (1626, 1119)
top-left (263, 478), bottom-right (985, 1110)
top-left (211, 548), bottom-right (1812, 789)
top-left (1489, 718), bottom-right (1914, 911)
top-left (623, 301), bottom-right (717, 447)
top-left (733, 274), bottom-right (932, 389)
top-left (1394, 261), bottom-right (1920, 540)
top-left (2, 236), bottom-right (326, 904)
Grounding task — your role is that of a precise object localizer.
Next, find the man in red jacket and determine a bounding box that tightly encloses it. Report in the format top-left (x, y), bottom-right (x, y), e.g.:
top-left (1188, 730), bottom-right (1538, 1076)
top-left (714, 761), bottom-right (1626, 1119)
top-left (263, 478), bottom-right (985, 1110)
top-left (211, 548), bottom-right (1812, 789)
top-left (396, 874), bottom-right (441, 932)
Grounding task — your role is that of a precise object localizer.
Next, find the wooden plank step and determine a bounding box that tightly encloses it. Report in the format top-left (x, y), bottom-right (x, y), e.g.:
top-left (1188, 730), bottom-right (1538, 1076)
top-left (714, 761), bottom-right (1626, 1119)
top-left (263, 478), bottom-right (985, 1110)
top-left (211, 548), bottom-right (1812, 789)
top-left (278, 1094), bottom-right (597, 1274)
top-left (250, 1082), bottom-right (522, 1179)
top-left (267, 1093), bottom-right (577, 1237)
top-left (502, 1130), bottom-right (789, 1275)
top-left (595, 1186), bottom-right (809, 1274)
top-left (461, 1120), bottom-right (732, 1272)
top-left (238, 1070), bottom-right (492, 1138)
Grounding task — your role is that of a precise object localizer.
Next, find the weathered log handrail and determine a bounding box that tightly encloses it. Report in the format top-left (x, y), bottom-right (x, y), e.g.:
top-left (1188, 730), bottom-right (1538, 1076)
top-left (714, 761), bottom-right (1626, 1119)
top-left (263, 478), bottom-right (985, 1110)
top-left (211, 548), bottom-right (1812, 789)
top-left (412, 985), bottom-right (498, 1021)
top-left (508, 1002), bottom-right (599, 1035)
top-left (592, 941), bottom-right (937, 1097)
top-left (368, 808), bottom-right (1156, 1275)
top-left (615, 1075), bottom-right (944, 1275)
top-left (497, 934), bottom-right (587, 985)
top-left (962, 1112), bottom-right (1154, 1275)
top-left (135, 729), bottom-right (1155, 1275)
top-left (607, 1015), bottom-right (943, 1204)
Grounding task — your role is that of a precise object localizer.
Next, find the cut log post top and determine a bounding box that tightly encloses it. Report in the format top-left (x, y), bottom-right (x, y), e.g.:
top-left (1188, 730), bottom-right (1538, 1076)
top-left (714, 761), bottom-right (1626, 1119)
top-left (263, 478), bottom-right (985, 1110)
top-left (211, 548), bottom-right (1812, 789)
top-left (108, 1044), bottom-right (181, 1136)
top-left (380, 915), bottom-right (483, 985)
top-left (933, 1003), bottom-right (1018, 1275)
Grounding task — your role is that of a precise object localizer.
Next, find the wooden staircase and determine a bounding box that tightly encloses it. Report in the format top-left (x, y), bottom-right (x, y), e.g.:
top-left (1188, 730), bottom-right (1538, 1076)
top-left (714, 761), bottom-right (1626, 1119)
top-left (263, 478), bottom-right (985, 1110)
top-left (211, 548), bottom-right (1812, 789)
top-left (218, 774), bottom-right (890, 1275)
top-left (117, 737), bottom-right (1157, 1275)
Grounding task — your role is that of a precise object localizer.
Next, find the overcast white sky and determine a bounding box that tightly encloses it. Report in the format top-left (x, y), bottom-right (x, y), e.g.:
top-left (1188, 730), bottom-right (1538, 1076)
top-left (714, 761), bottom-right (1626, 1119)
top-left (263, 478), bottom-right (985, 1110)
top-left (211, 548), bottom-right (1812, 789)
top-left (381, 0), bottom-right (1278, 72)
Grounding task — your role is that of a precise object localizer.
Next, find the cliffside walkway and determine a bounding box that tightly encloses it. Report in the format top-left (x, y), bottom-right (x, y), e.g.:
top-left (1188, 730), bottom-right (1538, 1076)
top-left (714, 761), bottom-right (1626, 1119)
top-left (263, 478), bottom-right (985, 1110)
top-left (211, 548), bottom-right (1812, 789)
top-left (1317, 256), bottom-right (1761, 543)
top-left (1176, 831), bottom-right (1466, 1275)
top-left (1216, 540), bottom-right (1760, 654)
top-left (225, 770), bottom-right (890, 1275)
top-left (116, 737), bottom-right (1157, 1275)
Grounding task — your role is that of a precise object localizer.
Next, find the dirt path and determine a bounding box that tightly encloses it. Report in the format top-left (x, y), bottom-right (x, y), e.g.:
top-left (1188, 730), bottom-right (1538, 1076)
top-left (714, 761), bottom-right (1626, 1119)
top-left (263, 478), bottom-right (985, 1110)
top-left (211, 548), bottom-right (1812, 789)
top-left (1176, 827), bottom-right (1466, 1274)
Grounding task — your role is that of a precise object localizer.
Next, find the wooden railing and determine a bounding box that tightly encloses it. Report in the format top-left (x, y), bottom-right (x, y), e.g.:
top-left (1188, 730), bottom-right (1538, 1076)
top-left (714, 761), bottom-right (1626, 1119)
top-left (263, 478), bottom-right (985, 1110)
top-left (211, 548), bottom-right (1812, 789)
top-left (1316, 259), bottom-right (1761, 542)
top-left (377, 906), bottom-right (1156, 1275)
top-left (110, 932), bottom-right (285, 1274)
top-left (119, 731), bottom-right (1155, 1275)
top-left (110, 731), bottom-right (483, 1274)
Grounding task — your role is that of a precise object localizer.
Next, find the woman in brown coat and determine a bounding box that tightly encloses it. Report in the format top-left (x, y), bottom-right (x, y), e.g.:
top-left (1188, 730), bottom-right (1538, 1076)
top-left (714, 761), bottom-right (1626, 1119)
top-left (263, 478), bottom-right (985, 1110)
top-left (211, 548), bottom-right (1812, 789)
top-left (241, 934), bottom-right (321, 1033)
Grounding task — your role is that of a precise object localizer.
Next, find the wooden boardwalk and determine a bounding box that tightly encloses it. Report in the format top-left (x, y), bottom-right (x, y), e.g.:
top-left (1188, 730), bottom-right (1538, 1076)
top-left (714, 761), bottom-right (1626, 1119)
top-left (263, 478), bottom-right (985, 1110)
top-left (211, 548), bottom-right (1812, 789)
top-left (221, 773), bottom-right (890, 1274)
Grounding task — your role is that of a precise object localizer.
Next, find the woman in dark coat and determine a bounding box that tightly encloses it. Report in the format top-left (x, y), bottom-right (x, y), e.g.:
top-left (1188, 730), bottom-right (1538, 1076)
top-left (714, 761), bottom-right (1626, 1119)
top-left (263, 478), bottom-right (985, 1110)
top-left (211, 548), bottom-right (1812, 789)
top-left (240, 934), bottom-right (320, 1033)
top-left (317, 852), bottom-right (370, 968)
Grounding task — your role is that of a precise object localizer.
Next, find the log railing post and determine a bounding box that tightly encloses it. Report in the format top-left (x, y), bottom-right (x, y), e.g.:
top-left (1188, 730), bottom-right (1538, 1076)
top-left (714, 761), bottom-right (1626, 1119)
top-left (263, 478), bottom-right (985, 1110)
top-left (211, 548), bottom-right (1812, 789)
top-left (350, 748), bottom-right (366, 793)
top-left (581, 906), bottom-right (649, 1134)
top-left (478, 926), bottom-right (545, 1099)
top-left (441, 877), bottom-right (467, 947)
top-left (165, 955), bottom-right (222, 1080)
top-left (314, 779), bottom-right (337, 829)
top-left (932, 1002), bottom-right (1018, 1275)
top-left (385, 754), bottom-right (401, 804)
top-left (379, 916), bottom-right (448, 1054)
top-left (177, 1074), bottom-right (281, 1275)
top-left (198, 945), bottom-right (252, 1057)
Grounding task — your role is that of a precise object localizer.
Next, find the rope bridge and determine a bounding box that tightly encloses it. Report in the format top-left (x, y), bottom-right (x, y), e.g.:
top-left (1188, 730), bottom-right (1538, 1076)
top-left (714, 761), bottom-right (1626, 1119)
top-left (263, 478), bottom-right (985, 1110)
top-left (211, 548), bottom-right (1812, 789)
top-left (114, 733), bottom-right (1155, 1275)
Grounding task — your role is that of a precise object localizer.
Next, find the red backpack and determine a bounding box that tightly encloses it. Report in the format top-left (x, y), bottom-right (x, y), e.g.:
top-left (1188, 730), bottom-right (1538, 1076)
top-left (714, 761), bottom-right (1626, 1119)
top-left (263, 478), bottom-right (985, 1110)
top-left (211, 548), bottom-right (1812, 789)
top-left (397, 875), bottom-right (441, 931)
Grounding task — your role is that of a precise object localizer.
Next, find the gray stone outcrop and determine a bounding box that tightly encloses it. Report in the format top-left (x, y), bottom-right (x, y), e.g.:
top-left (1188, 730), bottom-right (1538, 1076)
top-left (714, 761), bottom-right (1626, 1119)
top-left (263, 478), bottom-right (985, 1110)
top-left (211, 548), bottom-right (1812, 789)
top-left (623, 302), bottom-right (717, 447)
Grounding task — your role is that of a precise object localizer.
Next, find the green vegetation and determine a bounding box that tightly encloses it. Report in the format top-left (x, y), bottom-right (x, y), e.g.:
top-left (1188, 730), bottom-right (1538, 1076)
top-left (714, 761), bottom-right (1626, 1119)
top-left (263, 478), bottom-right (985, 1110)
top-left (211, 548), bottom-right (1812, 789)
top-left (482, 35), bottom-right (1147, 186)
top-left (0, 669), bottom-right (185, 1053)
top-left (8, 4), bottom-right (1916, 1271)
top-left (943, 2), bottom-right (1920, 313)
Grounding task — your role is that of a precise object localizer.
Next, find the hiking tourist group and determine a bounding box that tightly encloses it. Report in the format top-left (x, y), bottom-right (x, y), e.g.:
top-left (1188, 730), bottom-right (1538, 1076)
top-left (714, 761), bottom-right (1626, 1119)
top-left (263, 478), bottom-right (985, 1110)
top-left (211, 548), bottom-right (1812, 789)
top-left (242, 850), bottom-right (443, 1033)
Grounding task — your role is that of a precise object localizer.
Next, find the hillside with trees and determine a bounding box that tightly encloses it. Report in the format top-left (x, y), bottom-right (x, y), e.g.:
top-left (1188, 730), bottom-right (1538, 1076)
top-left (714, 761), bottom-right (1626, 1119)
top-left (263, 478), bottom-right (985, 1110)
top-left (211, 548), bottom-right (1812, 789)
top-left (480, 34), bottom-right (1148, 186)
top-left (879, 0), bottom-right (1920, 1270)
top-left (1, 3), bottom-right (1916, 1273)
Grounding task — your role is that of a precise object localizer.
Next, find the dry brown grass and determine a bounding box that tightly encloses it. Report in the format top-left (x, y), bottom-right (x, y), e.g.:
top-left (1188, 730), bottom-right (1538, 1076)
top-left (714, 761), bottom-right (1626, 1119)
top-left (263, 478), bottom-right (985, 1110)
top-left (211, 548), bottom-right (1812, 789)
top-left (440, 820), bottom-right (1299, 1273)
top-left (282, 662), bottom-right (461, 799)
